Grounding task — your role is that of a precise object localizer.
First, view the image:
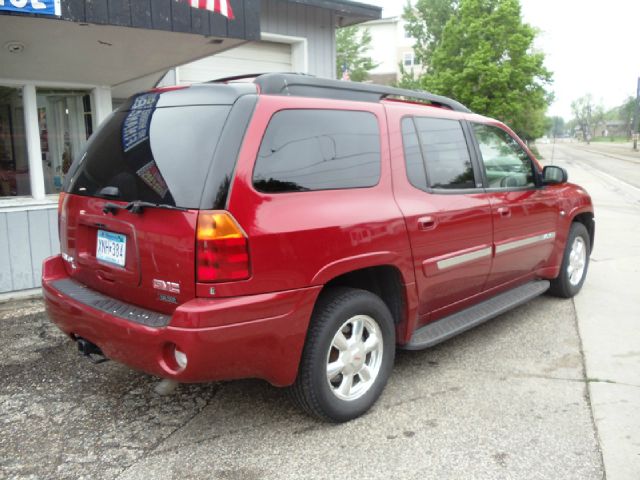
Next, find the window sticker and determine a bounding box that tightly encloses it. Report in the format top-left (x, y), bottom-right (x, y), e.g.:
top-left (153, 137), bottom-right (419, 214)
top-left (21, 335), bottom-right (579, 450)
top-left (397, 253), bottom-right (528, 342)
top-left (136, 161), bottom-right (169, 198)
top-left (122, 93), bottom-right (159, 153)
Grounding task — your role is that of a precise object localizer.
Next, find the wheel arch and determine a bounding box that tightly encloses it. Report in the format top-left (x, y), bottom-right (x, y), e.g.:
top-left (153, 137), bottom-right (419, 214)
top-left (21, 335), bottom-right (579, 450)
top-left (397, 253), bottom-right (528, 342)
top-left (571, 211), bottom-right (595, 250)
top-left (318, 265), bottom-right (408, 329)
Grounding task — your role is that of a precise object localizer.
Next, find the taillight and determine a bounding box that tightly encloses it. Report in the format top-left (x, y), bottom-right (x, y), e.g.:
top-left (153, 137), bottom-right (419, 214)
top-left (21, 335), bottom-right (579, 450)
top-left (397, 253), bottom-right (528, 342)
top-left (57, 192), bottom-right (66, 243)
top-left (196, 211), bottom-right (250, 282)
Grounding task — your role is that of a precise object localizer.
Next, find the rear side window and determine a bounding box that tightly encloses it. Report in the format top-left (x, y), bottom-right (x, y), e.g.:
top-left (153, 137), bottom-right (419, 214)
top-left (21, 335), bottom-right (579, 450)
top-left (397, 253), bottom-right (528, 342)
top-left (410, 117), bottom-right (475, 190)
top-left (253, 109), bottom-right (380, 192)
top-left (66, 94), bottom-right (230, 208)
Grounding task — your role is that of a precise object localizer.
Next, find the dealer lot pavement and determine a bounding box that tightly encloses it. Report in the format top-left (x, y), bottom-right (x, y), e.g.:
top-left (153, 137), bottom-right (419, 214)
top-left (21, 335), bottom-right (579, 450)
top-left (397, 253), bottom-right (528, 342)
top-left (4, 140), bottom-right (638, 479)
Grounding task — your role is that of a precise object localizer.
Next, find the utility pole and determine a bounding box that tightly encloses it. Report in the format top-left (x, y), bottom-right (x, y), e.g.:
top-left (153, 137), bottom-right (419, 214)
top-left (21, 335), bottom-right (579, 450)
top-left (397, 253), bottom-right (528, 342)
top-left (633, 76), bottom-right (640, 151)
top-left (586, 104), bottom-right (592, 144)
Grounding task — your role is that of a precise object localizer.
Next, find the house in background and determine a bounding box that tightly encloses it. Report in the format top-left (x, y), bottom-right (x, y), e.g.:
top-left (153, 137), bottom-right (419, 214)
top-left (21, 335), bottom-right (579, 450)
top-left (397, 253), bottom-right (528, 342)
top-left (0, 0), bottom-right (380, 297)
top-left (353, 16), bottom-right (423, 85)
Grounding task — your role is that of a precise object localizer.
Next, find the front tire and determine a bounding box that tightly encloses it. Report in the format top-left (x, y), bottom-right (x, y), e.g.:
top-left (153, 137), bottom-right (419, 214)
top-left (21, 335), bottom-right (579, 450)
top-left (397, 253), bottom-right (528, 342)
top-left (290, 287), bottom-right (395, 422)
top-left (549, 222), bottom-right (590, 298)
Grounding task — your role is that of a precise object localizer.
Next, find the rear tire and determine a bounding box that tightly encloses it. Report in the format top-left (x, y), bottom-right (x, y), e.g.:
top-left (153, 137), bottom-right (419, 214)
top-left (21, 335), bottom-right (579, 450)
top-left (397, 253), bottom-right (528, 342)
top-left (290, 287), bottom-right (395, 423)
top-left (549, 222), bottom-right (590, 298)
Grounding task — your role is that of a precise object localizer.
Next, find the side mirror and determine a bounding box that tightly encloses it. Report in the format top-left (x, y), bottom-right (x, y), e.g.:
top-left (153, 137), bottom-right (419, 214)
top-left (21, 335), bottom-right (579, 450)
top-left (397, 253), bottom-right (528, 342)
top-left (542, 165), bottom-right (568, 185)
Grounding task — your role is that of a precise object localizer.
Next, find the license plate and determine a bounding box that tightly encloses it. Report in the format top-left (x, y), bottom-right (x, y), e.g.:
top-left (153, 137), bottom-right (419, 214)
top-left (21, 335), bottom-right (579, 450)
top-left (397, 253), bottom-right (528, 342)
top-left (96, 230), bottom-right (127, 267)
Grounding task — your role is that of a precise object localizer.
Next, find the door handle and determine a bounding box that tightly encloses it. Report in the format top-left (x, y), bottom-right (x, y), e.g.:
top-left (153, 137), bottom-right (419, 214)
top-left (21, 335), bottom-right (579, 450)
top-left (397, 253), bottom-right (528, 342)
top-left (418, 216), bottom-right (437, 231)
top-left (497, 207), bottom-right (511, 218)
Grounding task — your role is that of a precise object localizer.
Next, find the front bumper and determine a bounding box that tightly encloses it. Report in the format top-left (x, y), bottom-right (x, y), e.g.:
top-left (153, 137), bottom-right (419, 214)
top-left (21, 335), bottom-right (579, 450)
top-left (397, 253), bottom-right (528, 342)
top-left (42, 255), bottom-right (320, 386)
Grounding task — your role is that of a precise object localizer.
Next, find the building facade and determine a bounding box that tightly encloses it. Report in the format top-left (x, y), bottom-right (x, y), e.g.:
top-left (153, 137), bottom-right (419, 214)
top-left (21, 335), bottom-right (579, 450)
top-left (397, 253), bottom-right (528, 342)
top-left (0, 0), bottom-right (380, 296)
top-left (354, 16), bottom-right (423, 85)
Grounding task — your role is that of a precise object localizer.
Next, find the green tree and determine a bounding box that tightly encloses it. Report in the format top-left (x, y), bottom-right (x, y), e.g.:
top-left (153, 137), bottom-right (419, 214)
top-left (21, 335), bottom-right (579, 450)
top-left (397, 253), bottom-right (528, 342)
top-left (415, 0), bottom-right (552, 140)
top-left (613, 96), bottom-right (636, 137)
top-left (395, 63), bottom-right (422, 90)
top-left (335, 26), bottom-right (377, 82)
top-left (571, 94), bottom-right (604, 143)
top-left (547, 116), bottom-right (565, 138)
top-left (403, 0), bottom-right (459, 69)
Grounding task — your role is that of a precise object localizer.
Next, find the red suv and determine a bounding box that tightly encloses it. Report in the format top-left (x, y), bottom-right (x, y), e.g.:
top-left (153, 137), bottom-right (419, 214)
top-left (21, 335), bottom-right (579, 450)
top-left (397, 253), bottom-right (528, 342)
top-left (43, 74), bottom-right (594, 422)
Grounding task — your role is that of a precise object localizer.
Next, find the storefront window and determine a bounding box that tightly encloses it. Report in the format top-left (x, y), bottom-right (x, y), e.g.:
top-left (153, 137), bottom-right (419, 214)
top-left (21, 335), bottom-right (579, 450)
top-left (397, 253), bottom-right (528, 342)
top-left (36, 89), bottom-right (93, 194)
top-left (0, 86), bottom-right (30, 197)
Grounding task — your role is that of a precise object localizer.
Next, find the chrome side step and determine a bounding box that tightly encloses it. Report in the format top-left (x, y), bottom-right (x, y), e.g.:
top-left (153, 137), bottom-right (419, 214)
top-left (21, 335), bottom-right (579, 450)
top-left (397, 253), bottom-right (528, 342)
top-left (404, 280), bottom-right (550, 350)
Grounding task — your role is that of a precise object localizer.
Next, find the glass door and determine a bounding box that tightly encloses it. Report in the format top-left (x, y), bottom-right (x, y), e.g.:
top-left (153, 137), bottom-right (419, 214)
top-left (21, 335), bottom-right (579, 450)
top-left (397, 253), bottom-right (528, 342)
top-left (0, 86), bottom-right (30, 197)
top-left (36, 89), bottom-right (93, 194)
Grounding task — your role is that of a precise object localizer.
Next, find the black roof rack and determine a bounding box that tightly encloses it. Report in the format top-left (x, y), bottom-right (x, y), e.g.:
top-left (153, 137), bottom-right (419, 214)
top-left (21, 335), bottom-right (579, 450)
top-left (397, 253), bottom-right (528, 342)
top-left (209, 73), bottom-right (471, 113)
top-left (255, 73), bottom-right (471, 113)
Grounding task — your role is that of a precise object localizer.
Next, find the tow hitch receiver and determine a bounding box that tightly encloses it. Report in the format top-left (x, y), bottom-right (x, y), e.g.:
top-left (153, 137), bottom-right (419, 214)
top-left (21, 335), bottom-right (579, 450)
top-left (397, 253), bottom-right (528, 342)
top-left (77, 337), bottom-right (109, 364)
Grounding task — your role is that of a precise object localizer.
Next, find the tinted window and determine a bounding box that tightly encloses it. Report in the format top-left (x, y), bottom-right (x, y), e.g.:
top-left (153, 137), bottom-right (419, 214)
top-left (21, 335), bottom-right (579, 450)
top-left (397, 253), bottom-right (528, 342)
top-left (414, 117), bottom-right (475, 189)
top-left (66, 93), bottom-right (230, 207)
top-left (253, 110), bottom-right (380, 192)
top-left (401, 118), bottom-right (428, 191)
top-left (473, 124), bottom-right (535, 188)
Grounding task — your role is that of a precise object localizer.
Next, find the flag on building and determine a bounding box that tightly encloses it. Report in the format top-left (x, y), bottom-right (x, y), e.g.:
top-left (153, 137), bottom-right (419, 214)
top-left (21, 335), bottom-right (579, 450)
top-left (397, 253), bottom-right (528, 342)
top-left (341, 63), bottom-right (350, 81)
top-left (176, 0), bottom-right (235, 20)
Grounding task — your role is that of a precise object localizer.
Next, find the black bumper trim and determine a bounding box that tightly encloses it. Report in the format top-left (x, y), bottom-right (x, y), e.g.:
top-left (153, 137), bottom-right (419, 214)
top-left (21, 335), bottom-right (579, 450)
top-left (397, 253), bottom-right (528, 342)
top-left (50, 279), bottom-right (171, 328)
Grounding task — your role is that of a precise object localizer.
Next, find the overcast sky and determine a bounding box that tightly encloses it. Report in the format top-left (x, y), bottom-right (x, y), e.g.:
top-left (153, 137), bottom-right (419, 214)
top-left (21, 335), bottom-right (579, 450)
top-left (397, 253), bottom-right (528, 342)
top-left (364, 0), bottom-right (640, 119)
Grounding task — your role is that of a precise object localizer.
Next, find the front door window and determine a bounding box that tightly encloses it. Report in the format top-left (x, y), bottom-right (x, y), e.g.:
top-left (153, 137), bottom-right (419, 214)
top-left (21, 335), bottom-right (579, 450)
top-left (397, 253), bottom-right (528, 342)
top-left (472, 124), bottom-right (535, 189)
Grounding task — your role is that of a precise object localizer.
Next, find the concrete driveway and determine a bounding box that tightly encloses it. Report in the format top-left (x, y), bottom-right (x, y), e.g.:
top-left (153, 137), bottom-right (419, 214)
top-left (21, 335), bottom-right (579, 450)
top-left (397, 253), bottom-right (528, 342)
top-left (3, 141), bottom-right (638, 480)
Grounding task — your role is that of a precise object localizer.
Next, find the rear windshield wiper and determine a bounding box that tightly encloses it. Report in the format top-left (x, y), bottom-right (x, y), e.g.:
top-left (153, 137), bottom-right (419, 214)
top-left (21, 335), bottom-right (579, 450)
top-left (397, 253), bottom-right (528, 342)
top-left (103, 201), bottom-right (188, 215)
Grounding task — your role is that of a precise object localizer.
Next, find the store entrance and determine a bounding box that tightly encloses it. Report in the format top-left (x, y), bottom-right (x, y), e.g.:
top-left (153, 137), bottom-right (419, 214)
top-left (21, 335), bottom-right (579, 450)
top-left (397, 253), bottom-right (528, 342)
top-left (0, 86), bottom-right (30, 197)
top-left (36, 89), bottom-right (93, 193)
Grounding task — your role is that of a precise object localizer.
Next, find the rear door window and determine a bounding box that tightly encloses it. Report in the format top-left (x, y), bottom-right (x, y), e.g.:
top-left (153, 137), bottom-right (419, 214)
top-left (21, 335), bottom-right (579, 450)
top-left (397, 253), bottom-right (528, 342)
top-left (413, 117), bottom-right (476, 190)
top-left (66, 93), bottom-right (230, 208)
top-left (253, 109), bottom-right (381, 192)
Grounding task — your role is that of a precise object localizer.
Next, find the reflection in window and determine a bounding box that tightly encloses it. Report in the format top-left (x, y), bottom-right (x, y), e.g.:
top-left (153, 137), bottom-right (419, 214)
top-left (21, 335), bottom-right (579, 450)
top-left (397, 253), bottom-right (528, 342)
top-left (473, 124), bottom-right (535, 189)
top-left (67, 104), bottom-right (230, 208)
top-left (0, 86), bottom-right (30, 197)
top-left (402, 118), bottom-right (428, 191)
top-left (36, 89), bottom-right (93, 194)
top-left (415, 117), bottom-right (475, 189)
top-left (253, 110), bottom-right (381, 192)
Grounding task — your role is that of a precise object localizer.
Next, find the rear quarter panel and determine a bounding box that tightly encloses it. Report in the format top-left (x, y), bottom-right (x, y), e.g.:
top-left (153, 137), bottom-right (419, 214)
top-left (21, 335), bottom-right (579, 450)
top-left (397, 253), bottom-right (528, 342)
top-left (204, 95), bottom-right (415, 299)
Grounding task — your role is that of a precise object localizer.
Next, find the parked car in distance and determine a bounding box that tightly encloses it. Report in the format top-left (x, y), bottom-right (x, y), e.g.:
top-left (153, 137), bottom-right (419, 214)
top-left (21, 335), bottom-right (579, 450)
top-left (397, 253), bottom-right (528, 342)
top-left (42, 74), bottom-right (594, 422)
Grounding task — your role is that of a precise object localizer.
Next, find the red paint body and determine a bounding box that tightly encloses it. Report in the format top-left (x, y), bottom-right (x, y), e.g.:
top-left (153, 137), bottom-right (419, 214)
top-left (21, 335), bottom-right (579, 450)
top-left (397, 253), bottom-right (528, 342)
top-left (42, 88), bottom-right (594, 386)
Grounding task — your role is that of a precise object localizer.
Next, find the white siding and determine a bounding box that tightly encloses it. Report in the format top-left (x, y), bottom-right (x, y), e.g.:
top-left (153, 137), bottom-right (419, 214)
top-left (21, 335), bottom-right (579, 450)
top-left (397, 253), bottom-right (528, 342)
top-left (179, 41), bottom-right (292, 84)
top-left (259, 0), bottom-right (335, 78)
top-left (0, 207), bottom-right (58, 293)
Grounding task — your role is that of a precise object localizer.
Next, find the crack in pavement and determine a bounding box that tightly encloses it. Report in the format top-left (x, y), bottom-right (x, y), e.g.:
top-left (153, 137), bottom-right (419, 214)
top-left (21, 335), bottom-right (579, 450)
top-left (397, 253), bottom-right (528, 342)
top-left (571, 296), bottom-right (607, 480)
top-left (113, 383), bottom-right (222, 480)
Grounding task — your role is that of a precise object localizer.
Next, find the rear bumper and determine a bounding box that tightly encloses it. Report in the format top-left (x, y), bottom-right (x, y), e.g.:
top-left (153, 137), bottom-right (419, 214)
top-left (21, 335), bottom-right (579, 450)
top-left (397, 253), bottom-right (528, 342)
top-left (42, 255), bottom-right (320, 386)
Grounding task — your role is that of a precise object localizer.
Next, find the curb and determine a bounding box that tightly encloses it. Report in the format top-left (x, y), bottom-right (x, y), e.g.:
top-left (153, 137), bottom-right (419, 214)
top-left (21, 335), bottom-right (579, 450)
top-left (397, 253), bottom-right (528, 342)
top-left (572, 144), bottom-right (640, 165)
top-left (0, 287), bottom-right (43, 305)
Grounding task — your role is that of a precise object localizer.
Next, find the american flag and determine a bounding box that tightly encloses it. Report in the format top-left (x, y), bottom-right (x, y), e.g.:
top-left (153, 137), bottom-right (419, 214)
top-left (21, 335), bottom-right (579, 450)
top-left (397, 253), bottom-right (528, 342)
top-left (177, 0), bottom-right (235, 19)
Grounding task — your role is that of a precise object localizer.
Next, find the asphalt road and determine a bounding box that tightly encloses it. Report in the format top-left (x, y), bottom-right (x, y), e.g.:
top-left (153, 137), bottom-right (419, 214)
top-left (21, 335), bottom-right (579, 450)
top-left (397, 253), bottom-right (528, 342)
top-left (3, 144), bottom-right (628, 480)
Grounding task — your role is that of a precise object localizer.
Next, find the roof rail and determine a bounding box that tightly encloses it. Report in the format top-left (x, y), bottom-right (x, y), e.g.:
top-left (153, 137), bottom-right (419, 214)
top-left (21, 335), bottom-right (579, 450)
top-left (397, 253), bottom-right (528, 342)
top-left (209, 72), bottom-right (313, 84)
top-left (252, 73), bottom-right (471, 113)
top-left (209, 73), bottom-right (274, 83)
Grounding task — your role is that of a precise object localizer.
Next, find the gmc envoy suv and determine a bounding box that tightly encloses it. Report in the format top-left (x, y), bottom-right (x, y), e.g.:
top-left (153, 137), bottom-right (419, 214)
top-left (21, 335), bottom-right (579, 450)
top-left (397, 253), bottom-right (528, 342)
top-left (42, 74), bottom-right (594, 422)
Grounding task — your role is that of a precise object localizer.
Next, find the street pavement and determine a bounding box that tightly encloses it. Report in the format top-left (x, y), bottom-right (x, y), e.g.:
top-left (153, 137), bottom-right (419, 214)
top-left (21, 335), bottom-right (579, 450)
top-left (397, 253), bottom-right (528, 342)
top-left (539, 141), bottom-right (640, 480)
top-left (2, 140), bottom-right (638, 479)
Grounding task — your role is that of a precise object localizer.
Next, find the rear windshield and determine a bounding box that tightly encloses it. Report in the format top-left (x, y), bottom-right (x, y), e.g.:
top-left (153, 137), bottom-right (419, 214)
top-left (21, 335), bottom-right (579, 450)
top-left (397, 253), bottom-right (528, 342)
top-left (65, 93), bottom-right (230, 208)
